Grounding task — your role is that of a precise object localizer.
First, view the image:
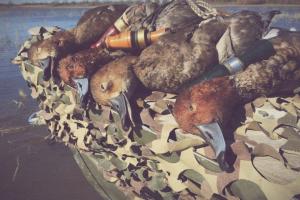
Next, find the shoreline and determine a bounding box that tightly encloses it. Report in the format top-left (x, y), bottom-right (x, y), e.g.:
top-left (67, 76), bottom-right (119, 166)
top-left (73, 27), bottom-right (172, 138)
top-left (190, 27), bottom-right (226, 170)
top-left (1, 2), bottom-right (300, 10)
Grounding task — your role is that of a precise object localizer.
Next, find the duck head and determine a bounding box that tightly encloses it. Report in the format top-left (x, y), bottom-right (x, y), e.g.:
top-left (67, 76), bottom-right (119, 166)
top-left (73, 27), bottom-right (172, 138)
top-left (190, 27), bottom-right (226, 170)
top-left (28, 31), bottom-right (77, 82)
top-left (28, 31), bottom-right (77, 63)
top-left (174, 77), bottom-right (240, 171)
top-left (57, 54), bottom-right (89, 102)
top-left (91, 56), bottom-right (138, 132)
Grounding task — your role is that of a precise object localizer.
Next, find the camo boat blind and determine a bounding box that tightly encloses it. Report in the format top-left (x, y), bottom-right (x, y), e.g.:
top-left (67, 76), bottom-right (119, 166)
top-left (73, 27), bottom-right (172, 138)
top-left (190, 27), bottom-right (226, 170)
top-left (13, 26), bottom-right (300, 200)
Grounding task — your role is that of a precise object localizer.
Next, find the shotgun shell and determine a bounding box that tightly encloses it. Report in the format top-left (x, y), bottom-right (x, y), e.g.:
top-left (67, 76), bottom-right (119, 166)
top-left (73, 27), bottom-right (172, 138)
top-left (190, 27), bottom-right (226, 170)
top-left (105, 28), bottom-right (169, 50)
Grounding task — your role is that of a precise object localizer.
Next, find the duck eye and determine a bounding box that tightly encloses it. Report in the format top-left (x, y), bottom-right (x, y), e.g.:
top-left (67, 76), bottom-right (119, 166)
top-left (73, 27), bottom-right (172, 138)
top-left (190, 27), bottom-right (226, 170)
top-left (57, 40), bottom-right (64, 47)
top-left (188, 104), bottom-right (196, 112)
top-left (100, 84), bottom-right (105, 89)
top-left (100, 83), bottom-right (107, 92)
top-left (100, 81), bottom-right (112, 92)
top-left (67, 65), bottom-right (74, 69)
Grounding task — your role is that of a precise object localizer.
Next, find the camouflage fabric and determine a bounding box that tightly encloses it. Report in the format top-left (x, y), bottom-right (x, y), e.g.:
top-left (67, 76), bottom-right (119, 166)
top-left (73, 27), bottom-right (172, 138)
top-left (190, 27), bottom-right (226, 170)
top-left (14, 26), bottom-right (300, 200)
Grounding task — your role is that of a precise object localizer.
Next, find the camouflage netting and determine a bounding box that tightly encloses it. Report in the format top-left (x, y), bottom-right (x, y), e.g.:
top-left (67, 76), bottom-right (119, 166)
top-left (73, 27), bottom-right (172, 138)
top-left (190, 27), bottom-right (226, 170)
top-left (13, 26), bottom-right (300, 200)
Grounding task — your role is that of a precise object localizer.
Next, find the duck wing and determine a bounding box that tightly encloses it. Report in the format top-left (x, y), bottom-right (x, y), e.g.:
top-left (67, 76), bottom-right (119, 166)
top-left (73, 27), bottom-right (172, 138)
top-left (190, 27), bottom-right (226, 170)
top-left (217, 10), bottom-right (280, 63)
top-left (134, 18), bottom-right (226, 93)
top-left (233, 31), bottom-right (300, 100)
top-left (155, 0), bottom-right (201, 30)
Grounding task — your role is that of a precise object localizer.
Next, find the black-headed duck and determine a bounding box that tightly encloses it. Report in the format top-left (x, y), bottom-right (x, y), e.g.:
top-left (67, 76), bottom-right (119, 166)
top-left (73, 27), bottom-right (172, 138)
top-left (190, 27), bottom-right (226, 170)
top-left (173, 29), bottom-right (300, 171)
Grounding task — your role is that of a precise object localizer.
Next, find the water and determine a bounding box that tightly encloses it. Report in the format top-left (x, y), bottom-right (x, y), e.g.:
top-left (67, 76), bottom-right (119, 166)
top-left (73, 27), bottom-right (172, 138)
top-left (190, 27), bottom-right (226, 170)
top-left (0, 7), bottom-right (88, 128)
top-left (0, 4), bottom-right (299, 200)
top-left (222, 5), bottom-right (300, 29)
top-left (0, 6), bottom-right (102, 200)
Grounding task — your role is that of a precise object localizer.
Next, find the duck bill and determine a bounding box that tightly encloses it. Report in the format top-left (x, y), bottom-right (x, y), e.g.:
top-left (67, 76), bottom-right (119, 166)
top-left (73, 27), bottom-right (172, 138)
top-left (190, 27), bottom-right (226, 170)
top-left (110, 93), bottom-right (134, 132)
top-left (39, 56), bottom-right (51, 70)
top-left (73, 77), bottom-right (89, 102)
top-left (195, 122), bottom-right (230, 172)
top-left (39, 56), bottom-right (52, 81)
top-left (40, 56), bottom-right (60, 84)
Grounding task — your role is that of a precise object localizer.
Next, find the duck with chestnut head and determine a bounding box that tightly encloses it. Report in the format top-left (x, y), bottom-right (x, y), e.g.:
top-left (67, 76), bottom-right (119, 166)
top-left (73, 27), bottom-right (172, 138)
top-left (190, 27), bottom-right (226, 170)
top-left (173, 29), bottom-right (300, 171)
top-left (57, 47), bottom-right (125, 101)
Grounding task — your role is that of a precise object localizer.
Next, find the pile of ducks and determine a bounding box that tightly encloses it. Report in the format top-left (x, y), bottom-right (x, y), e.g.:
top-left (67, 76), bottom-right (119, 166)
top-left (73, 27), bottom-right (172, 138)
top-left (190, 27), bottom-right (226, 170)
top-left (28, 0), bottom-right (300, 171)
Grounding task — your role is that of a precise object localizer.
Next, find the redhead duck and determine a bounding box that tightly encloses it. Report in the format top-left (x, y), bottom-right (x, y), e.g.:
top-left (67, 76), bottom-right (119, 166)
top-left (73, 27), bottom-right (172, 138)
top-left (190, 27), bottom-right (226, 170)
top-left (57, 47), bottom-right (123, 91)
top-left (173, 30), bottom-right (300, 171)
top-left (133, 10), bottom-right (279, 93)
top-left (90, 56), bottom-right (138, 130)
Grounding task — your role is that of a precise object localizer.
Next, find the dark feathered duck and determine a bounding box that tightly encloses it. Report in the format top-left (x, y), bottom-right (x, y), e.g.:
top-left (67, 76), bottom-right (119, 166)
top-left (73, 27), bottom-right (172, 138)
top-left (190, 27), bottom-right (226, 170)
top-left (133, 18), bottom-right (226, 93)
top-left (173, 29), bottom-right (300, 171)
top-left (133, 10), bottom-right (279, 93)
top-left (27, 4), bottom-right (127, 81)
top-left (218, 10), bottom-right (280, 62)
top-left (29, 4), bottom-right (127, 61)
top-left (58, 0), bottom-right (204, 98)
top-left (141, 0), bottom-right (202, 31)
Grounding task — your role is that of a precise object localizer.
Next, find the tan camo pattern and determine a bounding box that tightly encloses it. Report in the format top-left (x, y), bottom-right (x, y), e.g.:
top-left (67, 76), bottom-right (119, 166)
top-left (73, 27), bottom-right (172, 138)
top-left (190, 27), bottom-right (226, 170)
top-left (13, 26), bottom-right (300, 200)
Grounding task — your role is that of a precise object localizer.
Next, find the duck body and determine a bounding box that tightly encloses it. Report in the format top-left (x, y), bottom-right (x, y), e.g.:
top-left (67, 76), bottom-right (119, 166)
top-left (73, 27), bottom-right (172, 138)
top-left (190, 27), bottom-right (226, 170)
top-left (173, 30), bottom-right (300, 170)
top-left (133, 18), bottom-right (227, 93)
top-left (218, 10), bottom-right (280, 62)
top-left (234, 30), bottom-right (300, 100)
top-left (148, 0), bottom-right (201, 31)
top-left (134, 9), bottom-right (279, 93)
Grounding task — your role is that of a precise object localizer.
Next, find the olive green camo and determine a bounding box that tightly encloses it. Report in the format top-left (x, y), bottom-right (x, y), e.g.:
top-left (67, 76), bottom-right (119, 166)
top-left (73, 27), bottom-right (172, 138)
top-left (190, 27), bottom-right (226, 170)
top-left (14, 26), bottom-right (300, 200)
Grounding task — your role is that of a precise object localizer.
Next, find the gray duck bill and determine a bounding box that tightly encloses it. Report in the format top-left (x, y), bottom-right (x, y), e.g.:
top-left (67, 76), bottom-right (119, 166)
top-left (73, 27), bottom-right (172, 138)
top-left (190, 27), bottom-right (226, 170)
top-left (195, 122), bottom-right (231, 172)
top-left (73, 77), bottom-right (89, 102)
top-left (39, 56), bottom-right (51, 70)
top-left (110, 92), bottom-right (133, 132)
top-left (39, 56), bottom-right (52, 81)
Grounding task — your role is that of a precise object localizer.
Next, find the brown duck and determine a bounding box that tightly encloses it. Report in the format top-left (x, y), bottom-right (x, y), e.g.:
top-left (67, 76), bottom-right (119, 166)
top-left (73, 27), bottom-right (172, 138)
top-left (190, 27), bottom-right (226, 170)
top-left (133, 10), bottom-right (280, 93)
top-left (173, 29), bottom-right (300, 171)
top-left (63, 0), bottom-right (204, 100)
top-left (27, 4), bottom-right (127, 81)
top-left (57, 47), bottom-right (124, 92)
top-left (90, 56), bottom-right (138, 130)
